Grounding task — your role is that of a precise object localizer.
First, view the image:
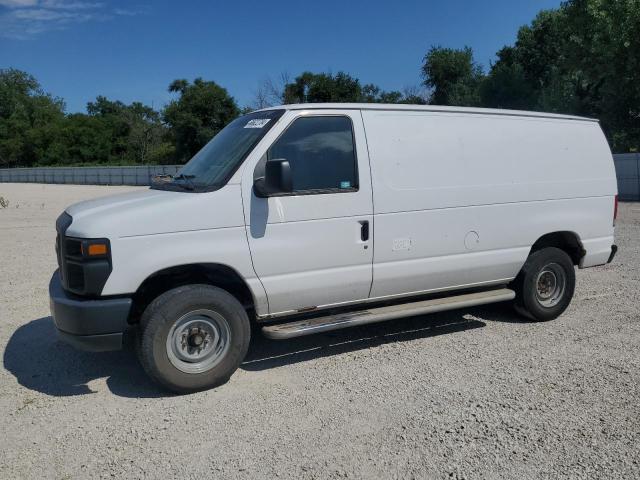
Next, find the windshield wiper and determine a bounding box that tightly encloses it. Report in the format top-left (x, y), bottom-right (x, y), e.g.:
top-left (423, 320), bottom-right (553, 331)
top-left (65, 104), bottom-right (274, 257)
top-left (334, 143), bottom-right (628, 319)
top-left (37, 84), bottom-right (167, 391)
top-left (172, 174), bottom-right (197, 191)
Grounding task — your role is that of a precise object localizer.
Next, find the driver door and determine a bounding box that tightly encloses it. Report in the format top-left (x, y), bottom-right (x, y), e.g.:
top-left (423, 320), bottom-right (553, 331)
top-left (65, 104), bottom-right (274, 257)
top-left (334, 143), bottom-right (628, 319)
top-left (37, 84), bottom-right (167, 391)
top-left (241, 110), bottom-right (374, 316)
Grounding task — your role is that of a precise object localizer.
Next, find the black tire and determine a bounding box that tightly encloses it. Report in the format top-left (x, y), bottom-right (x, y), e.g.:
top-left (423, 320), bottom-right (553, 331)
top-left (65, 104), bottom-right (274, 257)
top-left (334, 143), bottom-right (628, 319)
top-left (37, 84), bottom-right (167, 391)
top-left (137, 284), bottom-right (250, 393)
top-left (512, 247), bottom-right (576, 322)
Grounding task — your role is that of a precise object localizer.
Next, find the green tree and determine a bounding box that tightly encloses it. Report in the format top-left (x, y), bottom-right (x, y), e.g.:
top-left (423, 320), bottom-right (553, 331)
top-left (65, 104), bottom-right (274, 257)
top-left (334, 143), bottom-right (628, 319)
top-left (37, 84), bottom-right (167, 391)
top-left (421, 46), bottom-right (484, 106)
top-left (48, 114), bottom-right (112, 165)
top-left (561, 0), bottom-right (640, 151)
top-left (0, 68), bottom-right (65, 167)
top-left (163, 78), bottom-right (240, 162)
top-left (280, 72), bottom-right (425, 105)
top-left (86, 96), bottom-right (130, 159)
top-left (283, 72), bottom-right (363, 103)
top-left (361, 83), bottom-right (382, 103)
top-left (483, 1), bottom-right (640, 151)
top-left (86, 96), bottom-right (167, 164)
top-left (124, 102), bottom-right (167, 164)
top-left (482, 10), bottom-right (577, 113)
top-left (480, 61), bottom-right (535, 110)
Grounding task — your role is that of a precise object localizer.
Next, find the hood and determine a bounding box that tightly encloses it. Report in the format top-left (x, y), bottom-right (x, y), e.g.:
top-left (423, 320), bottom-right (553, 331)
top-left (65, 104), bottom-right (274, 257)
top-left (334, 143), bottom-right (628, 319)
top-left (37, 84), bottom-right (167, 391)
top-left (65, 185), bottom-right (245, 238)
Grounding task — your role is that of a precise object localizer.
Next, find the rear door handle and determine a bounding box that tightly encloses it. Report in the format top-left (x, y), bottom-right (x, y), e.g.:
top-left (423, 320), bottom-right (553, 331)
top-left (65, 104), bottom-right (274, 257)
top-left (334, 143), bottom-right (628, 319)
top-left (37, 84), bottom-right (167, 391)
top-left (360, 220), bottom-right (369, 241)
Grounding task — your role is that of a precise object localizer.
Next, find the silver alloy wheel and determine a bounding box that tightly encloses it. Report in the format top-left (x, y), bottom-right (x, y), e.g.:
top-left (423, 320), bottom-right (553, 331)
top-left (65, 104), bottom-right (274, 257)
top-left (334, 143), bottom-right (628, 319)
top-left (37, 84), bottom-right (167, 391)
top-left (166, 309), bottom-right (231, 374)
top-left (535, 263), bottom-right (566, 308)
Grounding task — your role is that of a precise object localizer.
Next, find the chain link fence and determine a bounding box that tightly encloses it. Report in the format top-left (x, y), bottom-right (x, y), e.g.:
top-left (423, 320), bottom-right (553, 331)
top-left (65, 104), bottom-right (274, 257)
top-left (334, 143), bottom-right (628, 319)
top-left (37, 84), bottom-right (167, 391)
top-left (0, 165), bottom-right (181, 186)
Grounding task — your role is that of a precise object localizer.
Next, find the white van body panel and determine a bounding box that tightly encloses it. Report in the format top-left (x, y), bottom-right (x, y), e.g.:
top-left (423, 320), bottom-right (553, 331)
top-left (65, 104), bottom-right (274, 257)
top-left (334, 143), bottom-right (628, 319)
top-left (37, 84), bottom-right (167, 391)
top-left (239, 109), bottom-right (374, 315)
top-left (66, 184), bottom-right (270, 314)
top-left (66, 186), bottom-right (244, 238)
top-left (361, 110), bottom-right (616, 299)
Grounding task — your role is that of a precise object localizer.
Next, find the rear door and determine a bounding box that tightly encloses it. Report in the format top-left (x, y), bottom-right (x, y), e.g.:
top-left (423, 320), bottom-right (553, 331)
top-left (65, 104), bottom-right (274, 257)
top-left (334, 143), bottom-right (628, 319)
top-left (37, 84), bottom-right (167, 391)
top-left (241, 110), bottom-right (373, 315)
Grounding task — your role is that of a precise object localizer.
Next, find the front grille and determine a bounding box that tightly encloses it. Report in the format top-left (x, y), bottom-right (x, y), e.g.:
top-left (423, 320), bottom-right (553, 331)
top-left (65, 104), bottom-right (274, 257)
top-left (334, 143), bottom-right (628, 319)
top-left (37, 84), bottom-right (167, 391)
top-left (66, 262), bottom-right (85, 291)
top-left (65, 238), bottom-right (82, 258)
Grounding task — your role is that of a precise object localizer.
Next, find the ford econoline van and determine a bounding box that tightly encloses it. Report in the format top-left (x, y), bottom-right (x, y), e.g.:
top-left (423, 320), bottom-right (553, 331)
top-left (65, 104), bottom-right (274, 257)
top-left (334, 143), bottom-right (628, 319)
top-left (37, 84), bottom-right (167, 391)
top-left (49, 104), bottom-right (618, 392)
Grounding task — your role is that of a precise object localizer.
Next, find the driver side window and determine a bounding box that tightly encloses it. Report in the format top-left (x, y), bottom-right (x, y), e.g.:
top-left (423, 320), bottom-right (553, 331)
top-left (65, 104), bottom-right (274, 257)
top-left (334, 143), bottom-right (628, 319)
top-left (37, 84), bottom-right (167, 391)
top-left (265, 115), bottom-right (358, 194)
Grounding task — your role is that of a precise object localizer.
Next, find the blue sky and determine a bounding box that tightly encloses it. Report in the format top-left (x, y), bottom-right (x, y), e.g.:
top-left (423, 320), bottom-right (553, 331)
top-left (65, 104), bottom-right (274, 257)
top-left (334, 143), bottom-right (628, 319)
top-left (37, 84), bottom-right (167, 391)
top-left (0, 0), bottom-right (563, 113)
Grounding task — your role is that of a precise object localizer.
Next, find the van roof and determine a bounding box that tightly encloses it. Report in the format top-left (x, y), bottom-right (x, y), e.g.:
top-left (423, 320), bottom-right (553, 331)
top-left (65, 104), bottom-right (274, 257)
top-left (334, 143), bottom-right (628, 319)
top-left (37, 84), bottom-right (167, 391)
top-left (257, 103), bottom-right (597, 123)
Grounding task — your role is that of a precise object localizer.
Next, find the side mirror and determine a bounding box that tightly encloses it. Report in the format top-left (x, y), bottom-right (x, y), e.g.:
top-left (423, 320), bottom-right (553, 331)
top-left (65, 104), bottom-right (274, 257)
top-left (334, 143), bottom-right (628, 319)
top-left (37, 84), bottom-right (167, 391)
top-left (254, 158), bottom-right (293, 197)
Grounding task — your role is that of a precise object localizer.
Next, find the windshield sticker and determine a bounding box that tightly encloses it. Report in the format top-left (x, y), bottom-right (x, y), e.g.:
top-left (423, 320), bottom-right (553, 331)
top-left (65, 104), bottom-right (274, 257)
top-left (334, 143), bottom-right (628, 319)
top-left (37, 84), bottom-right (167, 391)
top-left (340, 181), bottom-right (352, 189)
top-left (244, 119), bottom-right (271, 129)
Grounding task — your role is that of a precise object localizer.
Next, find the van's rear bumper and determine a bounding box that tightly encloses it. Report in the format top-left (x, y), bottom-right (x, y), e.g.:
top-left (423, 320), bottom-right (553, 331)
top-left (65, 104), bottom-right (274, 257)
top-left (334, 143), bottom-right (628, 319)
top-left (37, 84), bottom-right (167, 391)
top-left (49, 271), bottom-right (132, 352)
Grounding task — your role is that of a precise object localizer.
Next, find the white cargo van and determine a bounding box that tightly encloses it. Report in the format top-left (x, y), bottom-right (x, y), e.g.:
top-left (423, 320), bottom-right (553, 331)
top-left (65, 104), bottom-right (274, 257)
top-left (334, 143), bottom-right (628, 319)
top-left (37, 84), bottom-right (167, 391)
top-left (49, 104), bottom-right (618, 392)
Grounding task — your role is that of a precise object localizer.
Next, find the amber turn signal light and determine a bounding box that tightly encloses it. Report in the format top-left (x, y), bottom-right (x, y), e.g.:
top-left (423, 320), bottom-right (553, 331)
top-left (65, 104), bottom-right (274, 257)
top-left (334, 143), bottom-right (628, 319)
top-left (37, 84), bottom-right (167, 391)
top-left (84, 243), bottom-right (108, 256)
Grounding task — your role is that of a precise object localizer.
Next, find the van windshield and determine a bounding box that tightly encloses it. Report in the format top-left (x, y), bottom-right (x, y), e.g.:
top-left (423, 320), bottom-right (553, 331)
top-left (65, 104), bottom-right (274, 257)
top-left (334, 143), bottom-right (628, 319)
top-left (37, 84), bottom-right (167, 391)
top-left (152, 109), bottom-right (285, 192)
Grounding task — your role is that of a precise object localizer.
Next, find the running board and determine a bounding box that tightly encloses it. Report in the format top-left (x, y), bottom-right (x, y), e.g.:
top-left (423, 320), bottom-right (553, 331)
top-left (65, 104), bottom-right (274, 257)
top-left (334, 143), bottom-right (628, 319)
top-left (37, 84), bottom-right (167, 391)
top-left (262, 288), bottom-right (515, 340)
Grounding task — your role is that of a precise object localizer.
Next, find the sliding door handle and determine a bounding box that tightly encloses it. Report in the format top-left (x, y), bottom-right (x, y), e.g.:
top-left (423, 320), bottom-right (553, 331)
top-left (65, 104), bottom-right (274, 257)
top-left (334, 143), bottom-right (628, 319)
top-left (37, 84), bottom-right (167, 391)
top-left (360, 220), bottom-right (369, 242)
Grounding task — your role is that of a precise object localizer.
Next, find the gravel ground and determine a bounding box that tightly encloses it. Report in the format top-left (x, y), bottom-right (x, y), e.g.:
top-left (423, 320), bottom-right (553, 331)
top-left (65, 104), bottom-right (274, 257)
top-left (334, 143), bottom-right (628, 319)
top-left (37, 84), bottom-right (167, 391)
top-left (0, 183), bottom-right (638, 480)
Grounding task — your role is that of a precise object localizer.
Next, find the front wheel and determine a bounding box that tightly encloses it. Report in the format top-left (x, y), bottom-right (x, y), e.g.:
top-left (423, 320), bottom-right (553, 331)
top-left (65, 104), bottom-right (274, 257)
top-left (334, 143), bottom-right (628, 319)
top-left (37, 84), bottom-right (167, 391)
top-left (137, 285), bottom-right (251, 393)
top-left (513, 247), bottom-right (576, 321)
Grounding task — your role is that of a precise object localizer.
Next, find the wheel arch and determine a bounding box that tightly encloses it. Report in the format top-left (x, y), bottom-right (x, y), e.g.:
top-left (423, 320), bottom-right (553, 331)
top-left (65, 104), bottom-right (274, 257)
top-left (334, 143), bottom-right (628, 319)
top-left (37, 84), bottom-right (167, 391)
top-left (529, 231), bottom-right (585, 266)
top-left (129, 263), bottom-right (257, 324)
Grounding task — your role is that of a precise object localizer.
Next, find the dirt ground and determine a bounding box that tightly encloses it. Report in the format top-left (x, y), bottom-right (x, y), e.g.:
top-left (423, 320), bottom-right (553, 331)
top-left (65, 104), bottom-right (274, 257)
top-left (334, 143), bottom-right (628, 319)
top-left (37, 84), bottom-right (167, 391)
top-left (0, 183), bottom-right (638, 479)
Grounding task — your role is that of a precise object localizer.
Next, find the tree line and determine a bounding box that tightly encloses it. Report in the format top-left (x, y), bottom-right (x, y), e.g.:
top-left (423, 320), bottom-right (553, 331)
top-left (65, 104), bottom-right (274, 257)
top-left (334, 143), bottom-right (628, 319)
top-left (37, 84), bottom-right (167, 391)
top-left (0, 0), bottom-right (638, 169)
top-left (0, 70), bottom-right (426, 169)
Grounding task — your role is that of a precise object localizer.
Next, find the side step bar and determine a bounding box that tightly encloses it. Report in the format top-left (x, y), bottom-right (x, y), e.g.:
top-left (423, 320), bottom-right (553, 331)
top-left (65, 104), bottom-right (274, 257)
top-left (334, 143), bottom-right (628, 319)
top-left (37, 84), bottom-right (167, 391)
top-left (262, 288), bottom-right (515, 340)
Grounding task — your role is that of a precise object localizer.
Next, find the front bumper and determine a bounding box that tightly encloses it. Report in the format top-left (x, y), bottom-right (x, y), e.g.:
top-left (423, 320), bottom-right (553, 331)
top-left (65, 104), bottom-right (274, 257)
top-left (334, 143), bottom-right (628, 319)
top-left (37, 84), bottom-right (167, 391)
top-left (49, 270), bottom-right (132, 352)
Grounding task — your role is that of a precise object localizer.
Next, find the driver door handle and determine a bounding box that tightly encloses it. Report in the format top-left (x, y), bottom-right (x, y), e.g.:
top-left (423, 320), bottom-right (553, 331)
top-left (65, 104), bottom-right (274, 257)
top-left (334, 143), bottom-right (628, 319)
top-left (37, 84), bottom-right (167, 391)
top-left (360, 220), bottom-right (369, 242)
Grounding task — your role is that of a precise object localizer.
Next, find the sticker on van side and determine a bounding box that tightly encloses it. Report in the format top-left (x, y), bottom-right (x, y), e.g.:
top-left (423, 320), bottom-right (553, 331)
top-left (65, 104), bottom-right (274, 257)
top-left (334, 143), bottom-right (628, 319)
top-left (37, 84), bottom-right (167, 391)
top-left (244, 119), bottom-right (271, 129)
top-left (393, 238), bottom-right (412, 251)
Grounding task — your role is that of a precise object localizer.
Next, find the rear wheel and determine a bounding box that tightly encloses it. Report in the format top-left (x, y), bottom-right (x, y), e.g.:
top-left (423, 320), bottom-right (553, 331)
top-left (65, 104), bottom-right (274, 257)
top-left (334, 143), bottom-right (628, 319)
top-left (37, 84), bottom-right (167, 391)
top-left (137, 284), bottom-right (250, 393)
top-left (513, 247), bottom-right (576, 321)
